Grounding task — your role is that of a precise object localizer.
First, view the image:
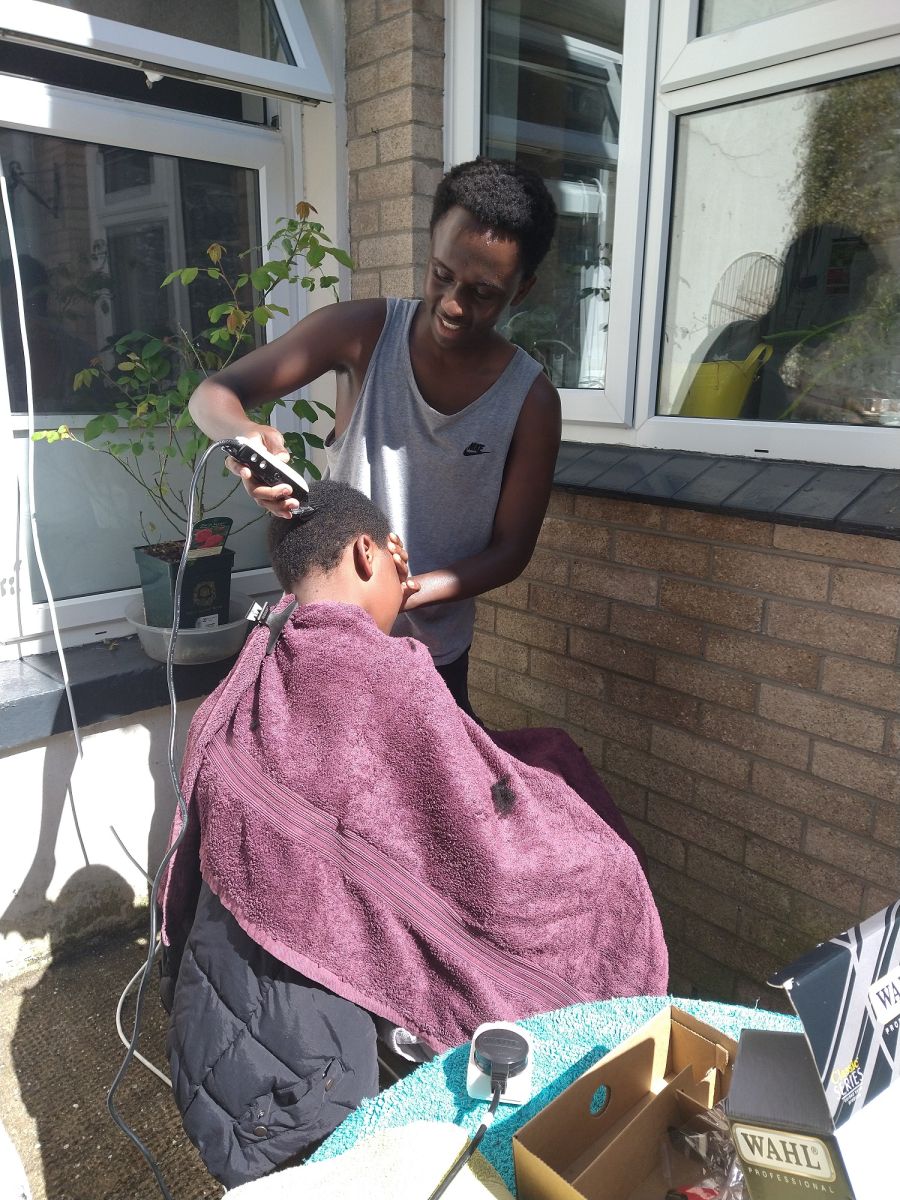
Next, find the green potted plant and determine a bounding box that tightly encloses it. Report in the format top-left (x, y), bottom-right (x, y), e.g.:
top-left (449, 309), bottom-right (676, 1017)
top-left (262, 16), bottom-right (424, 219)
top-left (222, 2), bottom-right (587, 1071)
top-left (33, 202), bottom-right (350, 652)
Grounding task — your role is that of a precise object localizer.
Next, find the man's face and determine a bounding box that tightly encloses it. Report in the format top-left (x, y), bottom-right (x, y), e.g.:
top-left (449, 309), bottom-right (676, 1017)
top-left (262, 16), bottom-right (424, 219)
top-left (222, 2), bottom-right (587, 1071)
top-left (423, 205), bottom-right (535, 350)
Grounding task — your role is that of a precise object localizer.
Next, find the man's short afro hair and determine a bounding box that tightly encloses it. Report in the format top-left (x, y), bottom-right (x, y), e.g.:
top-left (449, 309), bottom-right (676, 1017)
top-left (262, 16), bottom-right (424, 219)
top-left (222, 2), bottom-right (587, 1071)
top-left (430, 157), bottom-right (557, 279)
top-left (268, 479), bottom-right (391, 594)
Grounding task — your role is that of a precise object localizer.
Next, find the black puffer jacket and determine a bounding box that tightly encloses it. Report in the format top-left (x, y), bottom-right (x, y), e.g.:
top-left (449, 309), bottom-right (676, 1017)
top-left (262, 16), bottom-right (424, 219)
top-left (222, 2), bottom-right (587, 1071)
top-left (167, 884), bottom-right (379, 1188)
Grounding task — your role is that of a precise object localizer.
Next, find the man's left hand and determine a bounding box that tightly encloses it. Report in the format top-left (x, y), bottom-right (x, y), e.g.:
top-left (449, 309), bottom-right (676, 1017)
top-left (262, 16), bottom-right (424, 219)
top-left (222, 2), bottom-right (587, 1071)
top-left (389, 533), bottom-right (420, 608)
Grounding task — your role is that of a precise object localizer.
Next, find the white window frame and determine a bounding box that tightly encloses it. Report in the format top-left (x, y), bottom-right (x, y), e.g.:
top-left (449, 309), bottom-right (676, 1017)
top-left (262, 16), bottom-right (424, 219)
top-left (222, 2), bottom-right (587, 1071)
top-left (448, 0), bottom-right (900, 467)
top-left (0, 0), bottom-right (332, 104)
top-left (0, 76), bottom-right (303, 657)
top-left (445, 0), bottom-right (659, 429)
top-left (631, 3), bottom-right (900, 469)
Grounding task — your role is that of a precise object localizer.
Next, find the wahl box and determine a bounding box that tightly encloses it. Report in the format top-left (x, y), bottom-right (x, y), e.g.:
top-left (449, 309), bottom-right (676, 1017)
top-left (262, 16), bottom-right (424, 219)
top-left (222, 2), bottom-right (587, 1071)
top-left (726, 899), bottom-right (900, 1200)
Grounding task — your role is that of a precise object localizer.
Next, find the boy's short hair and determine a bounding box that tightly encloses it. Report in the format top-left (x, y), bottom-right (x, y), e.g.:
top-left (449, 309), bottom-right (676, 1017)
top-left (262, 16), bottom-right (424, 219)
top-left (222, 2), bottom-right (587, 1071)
top-left (430, 157), bottom-right (557, 279)
top-left (268, 479), bottom-right (391, 593)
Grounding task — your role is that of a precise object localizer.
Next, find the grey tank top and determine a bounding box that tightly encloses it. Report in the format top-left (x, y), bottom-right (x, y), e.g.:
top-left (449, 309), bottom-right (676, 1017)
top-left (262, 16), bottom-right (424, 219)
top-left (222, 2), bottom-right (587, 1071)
top-left (325, 297), bottom-right (542, 665)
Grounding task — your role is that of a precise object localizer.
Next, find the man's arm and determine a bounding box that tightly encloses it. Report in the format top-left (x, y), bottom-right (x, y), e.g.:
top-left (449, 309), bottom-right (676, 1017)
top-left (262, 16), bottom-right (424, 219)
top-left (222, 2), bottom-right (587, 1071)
top-left (189, 299), bottom-right (385, 514)
top-left (402, 373), bottom-right (562, 610)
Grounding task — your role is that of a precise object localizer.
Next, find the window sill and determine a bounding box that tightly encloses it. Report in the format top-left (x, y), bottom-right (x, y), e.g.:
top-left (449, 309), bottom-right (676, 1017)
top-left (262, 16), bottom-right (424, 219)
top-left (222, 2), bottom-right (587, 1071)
top-left (0, 636), bottom-right (236, 754)
top-left (554, 444), bottom-right (900, 540)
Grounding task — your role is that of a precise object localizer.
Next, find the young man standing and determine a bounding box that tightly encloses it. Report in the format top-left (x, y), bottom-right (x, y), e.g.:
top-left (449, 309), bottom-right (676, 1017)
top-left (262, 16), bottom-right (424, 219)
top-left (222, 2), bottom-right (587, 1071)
top-left (188, 158), bottom-right (561, 714)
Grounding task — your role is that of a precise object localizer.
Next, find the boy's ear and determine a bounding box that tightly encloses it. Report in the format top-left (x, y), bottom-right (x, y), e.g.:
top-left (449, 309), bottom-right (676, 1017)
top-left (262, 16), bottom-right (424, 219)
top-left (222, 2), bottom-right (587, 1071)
top-left (352, 533), bottom-right (376, 581)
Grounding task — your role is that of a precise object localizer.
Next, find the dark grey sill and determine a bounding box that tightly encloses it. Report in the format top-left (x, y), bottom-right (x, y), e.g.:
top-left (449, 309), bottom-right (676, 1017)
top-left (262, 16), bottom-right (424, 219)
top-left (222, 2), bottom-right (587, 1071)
top-left (0, 635), bottom-right (237, 754)
top-left (555, 444), bottom-right (900, 539)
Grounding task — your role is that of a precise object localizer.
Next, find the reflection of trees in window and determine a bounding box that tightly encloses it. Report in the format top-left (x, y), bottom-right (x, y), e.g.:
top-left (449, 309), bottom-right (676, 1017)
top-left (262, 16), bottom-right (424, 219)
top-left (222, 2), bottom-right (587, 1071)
top-left (784, 69), bottom-right (900, 419)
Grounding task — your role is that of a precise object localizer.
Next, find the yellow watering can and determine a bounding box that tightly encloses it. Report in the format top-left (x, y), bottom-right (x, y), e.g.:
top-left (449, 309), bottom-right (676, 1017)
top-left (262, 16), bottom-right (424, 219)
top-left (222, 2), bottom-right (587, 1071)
top-left (678, 342), bottom-right (774, 418)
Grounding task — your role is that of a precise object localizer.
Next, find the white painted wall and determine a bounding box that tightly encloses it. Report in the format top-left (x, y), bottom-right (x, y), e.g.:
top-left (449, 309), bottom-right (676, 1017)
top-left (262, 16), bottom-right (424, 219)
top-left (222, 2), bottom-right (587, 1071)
top-left (0, 699), bottom-right (201, 978)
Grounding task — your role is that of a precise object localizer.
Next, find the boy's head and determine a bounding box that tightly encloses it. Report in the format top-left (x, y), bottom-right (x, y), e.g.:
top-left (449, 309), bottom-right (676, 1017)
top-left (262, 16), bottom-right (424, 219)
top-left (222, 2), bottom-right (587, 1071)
top-left (430, 157), bottom-right (557, 281)
top-left (268, 480), bottom-right (402, 633)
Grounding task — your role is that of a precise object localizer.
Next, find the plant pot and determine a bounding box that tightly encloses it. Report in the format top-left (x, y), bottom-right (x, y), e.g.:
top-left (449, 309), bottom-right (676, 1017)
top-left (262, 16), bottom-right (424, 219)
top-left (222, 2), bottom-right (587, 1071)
top-left (125, 593), bottom-right (252, 664)
top-left (133, 544), bottom-right (235, 629)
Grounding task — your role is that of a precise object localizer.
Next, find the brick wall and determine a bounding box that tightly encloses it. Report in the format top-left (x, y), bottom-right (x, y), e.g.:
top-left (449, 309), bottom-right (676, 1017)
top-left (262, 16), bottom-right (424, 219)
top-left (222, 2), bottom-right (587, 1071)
top-left (471, 491), bottom-right (900, 1006)
top-left (345, 0), bottom-right (444, 300)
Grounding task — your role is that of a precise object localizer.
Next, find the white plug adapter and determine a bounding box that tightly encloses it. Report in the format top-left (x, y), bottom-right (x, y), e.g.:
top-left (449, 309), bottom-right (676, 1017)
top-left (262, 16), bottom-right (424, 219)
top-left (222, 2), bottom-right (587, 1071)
top-left (465, 1021), bottom-right (534, 1106)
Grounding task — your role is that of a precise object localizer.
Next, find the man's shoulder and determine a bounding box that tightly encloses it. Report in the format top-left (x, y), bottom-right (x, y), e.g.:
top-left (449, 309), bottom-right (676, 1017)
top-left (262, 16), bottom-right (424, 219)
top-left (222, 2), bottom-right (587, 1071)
top-left (308, 296), bottom-right (388, 335)
top-left (521, 366), bottom-right (561, 419)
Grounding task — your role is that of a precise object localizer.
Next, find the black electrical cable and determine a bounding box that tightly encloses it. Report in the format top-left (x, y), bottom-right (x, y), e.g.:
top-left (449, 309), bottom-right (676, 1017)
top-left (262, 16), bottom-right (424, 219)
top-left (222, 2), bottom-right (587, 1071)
top-left (425, 1079), bottom-right (503, 1200)
top-left (106, 440), bottom-right (228, 1200)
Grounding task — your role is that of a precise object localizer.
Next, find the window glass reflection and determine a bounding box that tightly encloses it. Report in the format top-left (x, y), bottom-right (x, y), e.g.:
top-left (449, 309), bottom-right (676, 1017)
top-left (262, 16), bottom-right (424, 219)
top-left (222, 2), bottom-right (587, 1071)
top-left (698, 1), bottom-right (824, 37)
top-left (38, 0), bottom-right (294, 64)
top-left (0, 130), bottom-right (259, 414)
top-left (1, 127), bottom-right (270, 599)
top-left (658, 69), bottom-right (900, 428)
top-left (483, 0), bottom-right (625, 390)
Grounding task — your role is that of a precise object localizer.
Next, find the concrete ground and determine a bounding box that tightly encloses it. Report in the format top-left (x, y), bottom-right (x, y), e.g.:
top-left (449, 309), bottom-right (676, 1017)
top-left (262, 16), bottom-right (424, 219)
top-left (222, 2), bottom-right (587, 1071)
top-left (0, 927), bottom-right (222, 1200)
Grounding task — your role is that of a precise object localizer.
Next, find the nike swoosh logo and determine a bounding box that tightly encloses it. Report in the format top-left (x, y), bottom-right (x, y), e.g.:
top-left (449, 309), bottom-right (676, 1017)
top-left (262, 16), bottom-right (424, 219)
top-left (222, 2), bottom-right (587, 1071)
top-left (463, 446), bottom-right (491, 456)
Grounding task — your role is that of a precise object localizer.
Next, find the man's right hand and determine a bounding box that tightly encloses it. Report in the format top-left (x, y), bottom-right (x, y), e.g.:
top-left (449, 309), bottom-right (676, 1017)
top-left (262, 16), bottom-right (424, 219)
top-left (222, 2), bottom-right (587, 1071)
top-left (223, 426), bottom-right (301, 519)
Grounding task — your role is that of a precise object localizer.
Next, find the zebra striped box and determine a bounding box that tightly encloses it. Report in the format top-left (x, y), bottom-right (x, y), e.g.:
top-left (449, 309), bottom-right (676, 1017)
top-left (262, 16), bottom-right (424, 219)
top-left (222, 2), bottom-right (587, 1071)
top-left (727, 899), bottom-right (900, 1200)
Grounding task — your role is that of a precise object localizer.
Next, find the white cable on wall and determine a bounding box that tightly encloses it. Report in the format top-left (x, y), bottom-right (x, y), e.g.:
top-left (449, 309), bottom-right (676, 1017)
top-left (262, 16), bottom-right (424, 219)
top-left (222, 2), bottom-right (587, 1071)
top-left (0, 153), bottom-right (83, 759)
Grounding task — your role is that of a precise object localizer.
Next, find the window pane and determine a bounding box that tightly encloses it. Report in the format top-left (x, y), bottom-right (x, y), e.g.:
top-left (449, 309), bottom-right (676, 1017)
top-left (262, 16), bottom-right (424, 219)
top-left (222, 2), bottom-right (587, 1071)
top-left (0, 130), bottom-right (260, 414)
top-left (698, 1), bottom-right (825, 37)
top-left (38, 0), bottom-right (294, 64)
top-left (482, 0), bottom-right (625, 390)
top-left (0, 42), bottom-right (267, 124)
top-left (658, 68), bottom-right (900, 430)
top-left (1, 127), bottom-right (271, 598)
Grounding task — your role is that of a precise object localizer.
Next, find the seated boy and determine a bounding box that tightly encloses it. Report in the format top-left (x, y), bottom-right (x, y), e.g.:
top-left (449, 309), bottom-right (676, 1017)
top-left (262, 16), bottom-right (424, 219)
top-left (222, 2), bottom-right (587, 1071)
top-left (161, 480), bottom-right (667, 1187)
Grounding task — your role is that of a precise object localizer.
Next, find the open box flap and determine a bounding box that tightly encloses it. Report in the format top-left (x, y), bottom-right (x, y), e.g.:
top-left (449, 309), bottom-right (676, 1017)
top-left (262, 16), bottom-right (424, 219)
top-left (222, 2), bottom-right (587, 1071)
top-left (768, 899), bottom-right (900, 1130)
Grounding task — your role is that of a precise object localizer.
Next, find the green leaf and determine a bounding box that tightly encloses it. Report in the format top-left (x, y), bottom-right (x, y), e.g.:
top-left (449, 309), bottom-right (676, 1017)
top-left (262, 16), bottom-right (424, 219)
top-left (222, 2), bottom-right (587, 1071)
top-left (115, 330), bottom-right (148, 349)
top-left (117, 361), bottom-right (136, 372)
top-left (141, 338), bottom-right (163, 361)
top-left (235, 273), bottom-right (249, 288)
top-left (180, 267), bottom-right (199, 285)
top-left (31, 430), bottom-right (49, 441)
top-left (206, 268), bottom-right (221, 280)
top-left (303, 432), bottom-right (324, 449)
top-left (175, 408), bottom-right (194, 430)
top-left (84, 415), bottom-right (108, 442)
top-left (267, 260), bottom-right (290, 280)
top-left (292, 397), bottom-right (317, 422)
top-left (176, 373), bottom-right (192, 399)
top-left (313, 401), bottom-right (336, 419)
top-left (102, 413), bottom-right (119, 433)
top-left (306, 245), bottom-right (325, 269)
top-left (160, 270), bottom-right (181, 287)
top-left (319, 276), bottom-right (338, 290)
top-left (252, 306), bottom-right (270, 326)
top-left (208, 301), bottom-right (234, 323)
top-left (131, 442), bottom-right (145, 456)
top-left (306, 461), bottom-right (322, 481)
top-left (325, 246), bottom-right (354, 269)
top-left (268, 303), bottom-right (289, 316)
top-left (250, 266), bottom-right (272, 290)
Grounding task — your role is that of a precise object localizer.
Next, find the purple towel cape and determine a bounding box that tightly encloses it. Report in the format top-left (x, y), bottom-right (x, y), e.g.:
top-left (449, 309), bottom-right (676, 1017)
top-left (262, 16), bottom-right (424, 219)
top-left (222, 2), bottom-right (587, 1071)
top-left (161, 600), bottom-right (667, 1050)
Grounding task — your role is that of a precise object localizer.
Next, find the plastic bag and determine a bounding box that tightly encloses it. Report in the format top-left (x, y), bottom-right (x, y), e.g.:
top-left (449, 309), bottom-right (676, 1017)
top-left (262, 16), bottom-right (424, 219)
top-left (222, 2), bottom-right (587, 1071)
top-left (662, 1102), bottom-right (746, 1200)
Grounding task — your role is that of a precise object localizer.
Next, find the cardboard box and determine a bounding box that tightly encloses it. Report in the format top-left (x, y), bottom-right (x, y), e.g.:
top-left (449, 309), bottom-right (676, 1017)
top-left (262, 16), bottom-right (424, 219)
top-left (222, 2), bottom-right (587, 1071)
top-left (513, 1005), bottom-right (737, 1200)
top-left (726, 899), bottom-right (900, 1200)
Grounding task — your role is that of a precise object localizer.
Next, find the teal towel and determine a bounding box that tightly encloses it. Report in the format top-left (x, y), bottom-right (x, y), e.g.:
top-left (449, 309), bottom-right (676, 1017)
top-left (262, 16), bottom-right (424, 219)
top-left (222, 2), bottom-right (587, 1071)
top-left (311, 995), bottom-right (801, 1194)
